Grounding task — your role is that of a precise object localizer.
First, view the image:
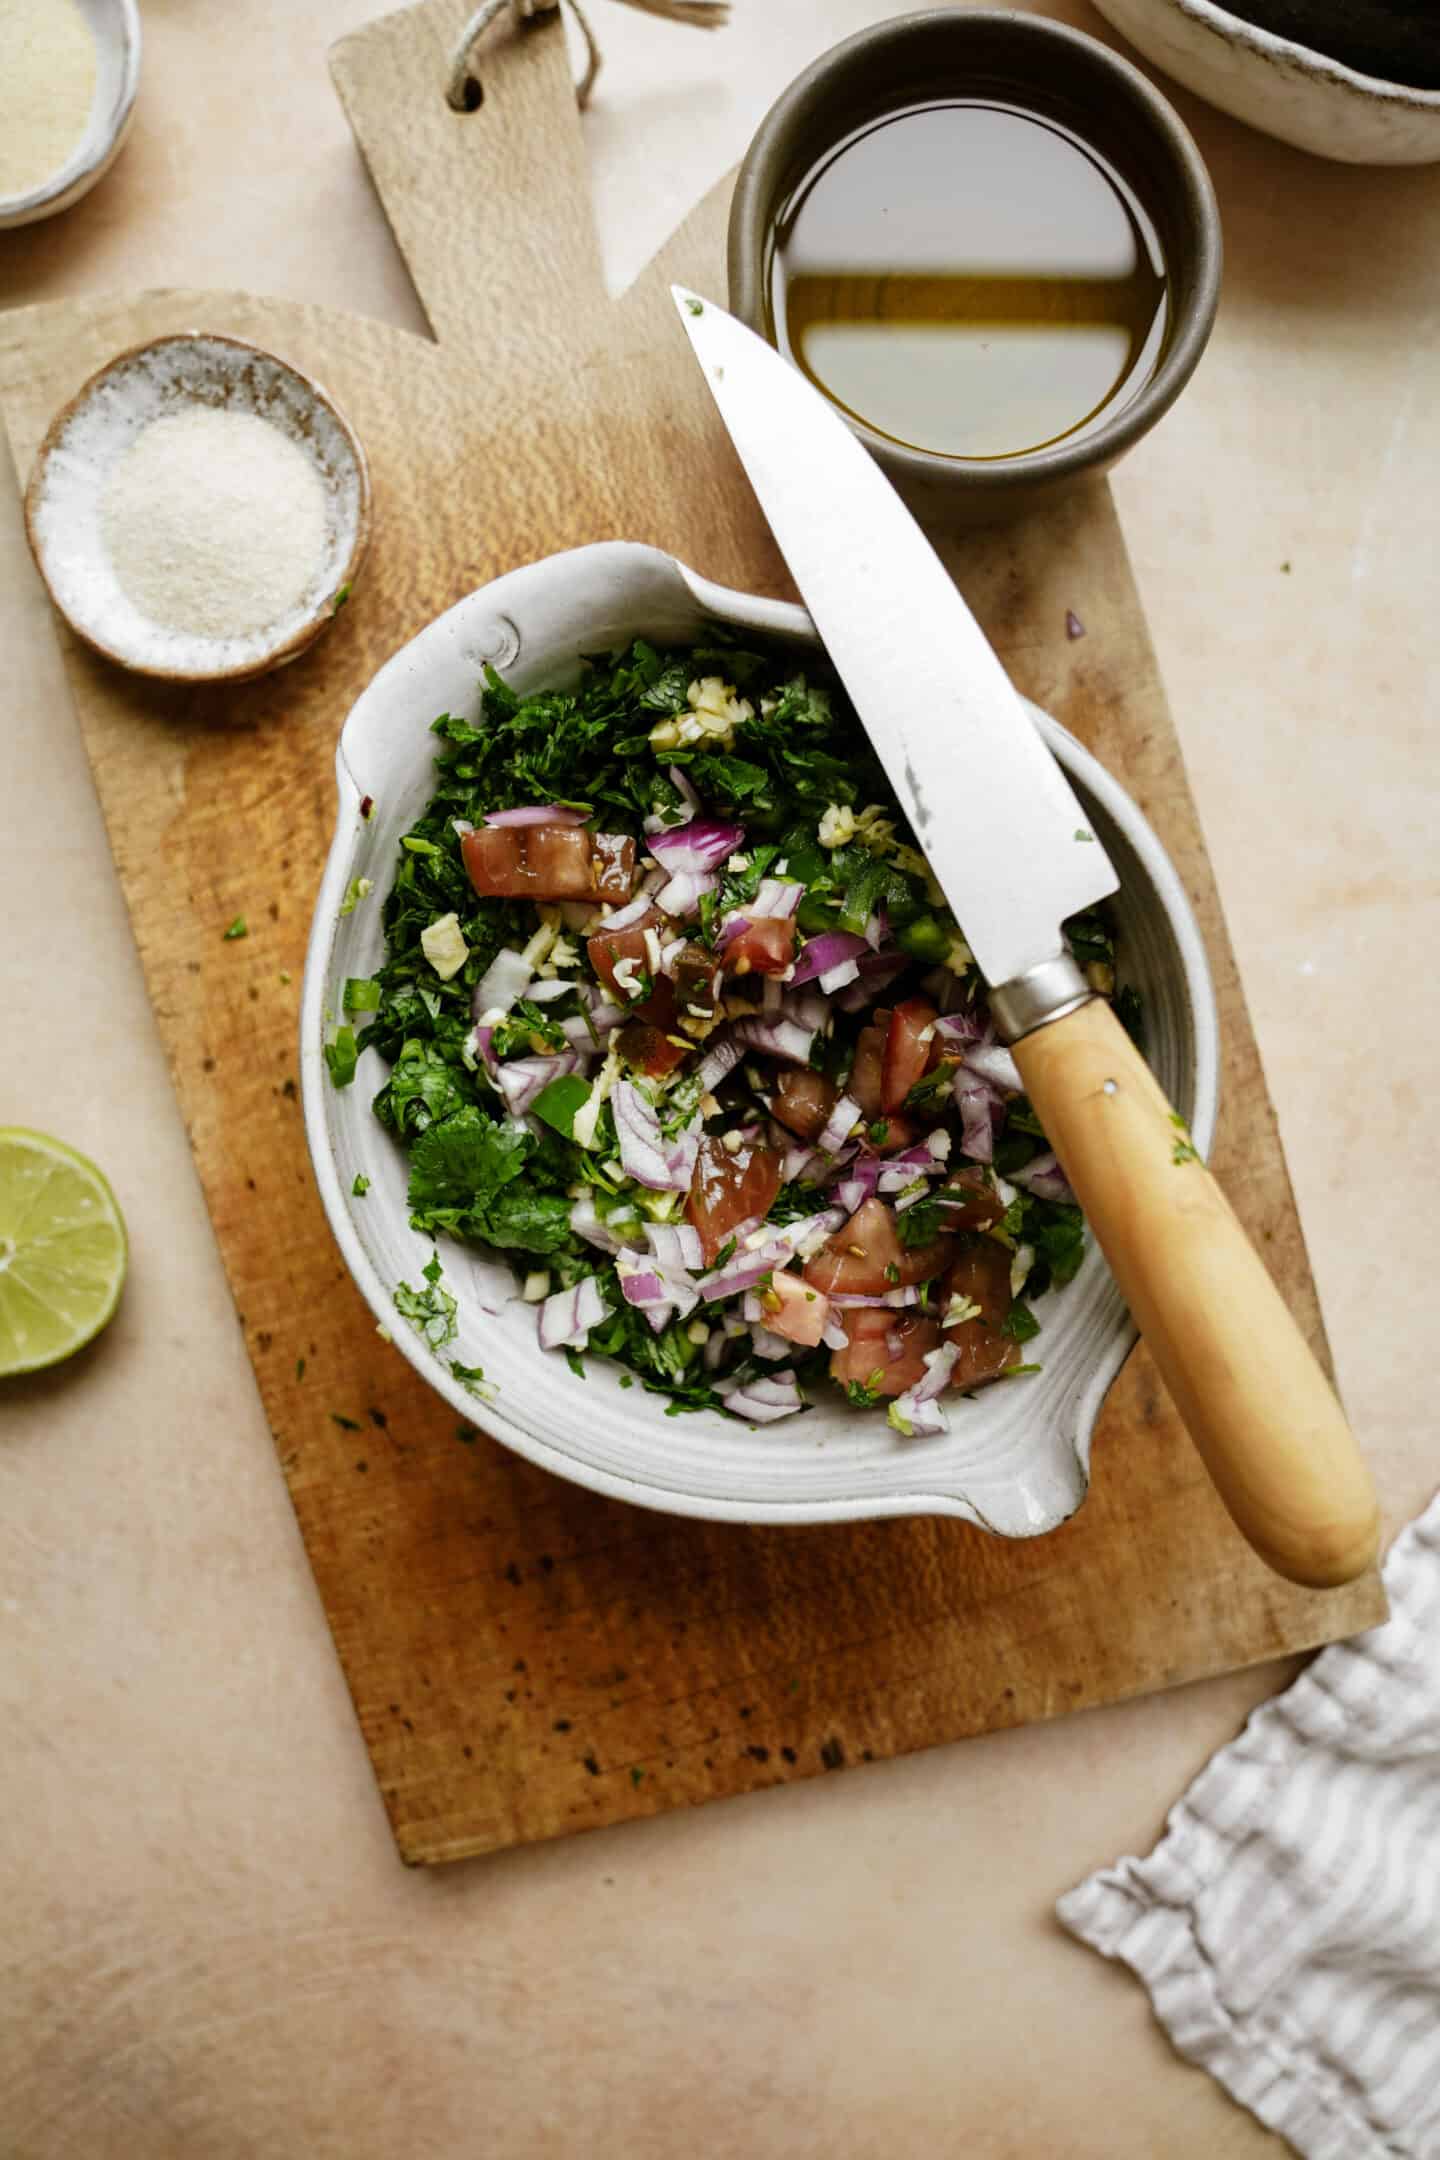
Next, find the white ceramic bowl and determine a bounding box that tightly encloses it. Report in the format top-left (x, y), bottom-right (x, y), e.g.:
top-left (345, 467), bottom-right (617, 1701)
top-left (1091, 0), bottom-right (1440, 164)
top-left (25, 333), bottom-right (371, 683)
top-left (0, 0), bottom-right (142, 228)
top-left (302, 542), bottom-right (1219, 1537)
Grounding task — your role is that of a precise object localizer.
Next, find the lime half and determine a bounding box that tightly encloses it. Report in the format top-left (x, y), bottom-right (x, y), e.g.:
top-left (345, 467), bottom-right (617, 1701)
top-left (0, 1129), bottom-right (128, 1377)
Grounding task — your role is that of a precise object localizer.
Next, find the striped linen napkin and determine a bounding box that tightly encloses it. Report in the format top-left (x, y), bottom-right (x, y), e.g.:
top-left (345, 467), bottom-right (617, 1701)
top-left (1058, 1492), bottom-right (1440, 2160)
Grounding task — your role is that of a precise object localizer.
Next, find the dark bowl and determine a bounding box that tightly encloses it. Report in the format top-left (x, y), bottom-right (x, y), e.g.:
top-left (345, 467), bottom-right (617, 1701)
top-left (728, 8), bottom-right (1222, 522)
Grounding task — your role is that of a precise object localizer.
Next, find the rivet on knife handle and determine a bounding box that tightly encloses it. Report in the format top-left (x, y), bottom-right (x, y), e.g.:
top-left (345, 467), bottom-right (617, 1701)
top-left (1011, 997), bottom-right (1380, 1588)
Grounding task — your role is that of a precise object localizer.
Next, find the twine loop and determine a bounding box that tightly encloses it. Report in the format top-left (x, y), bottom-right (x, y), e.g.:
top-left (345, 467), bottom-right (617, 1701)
top-left (446, 0), bottom-right (728, 113)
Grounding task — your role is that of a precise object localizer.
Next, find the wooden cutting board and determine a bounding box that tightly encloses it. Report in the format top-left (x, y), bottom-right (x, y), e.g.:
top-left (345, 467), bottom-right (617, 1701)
top-left (0, 0), bottom-right (1382, 1865)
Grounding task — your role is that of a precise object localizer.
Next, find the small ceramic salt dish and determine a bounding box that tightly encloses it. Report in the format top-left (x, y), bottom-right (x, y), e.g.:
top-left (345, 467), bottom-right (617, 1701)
top-left (1090, 0), bottom-right (1440, 164)
top-left (25, 333), bottom-right (371, 684)
top-left (0, 0), bottom-right (142, 229)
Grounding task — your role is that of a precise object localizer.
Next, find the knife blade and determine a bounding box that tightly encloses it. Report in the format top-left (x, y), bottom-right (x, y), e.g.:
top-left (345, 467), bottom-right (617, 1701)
top-left (670, 284), bottom-right (1379, 1593)
top-left (669, 286), bottom-right (1115, 1003)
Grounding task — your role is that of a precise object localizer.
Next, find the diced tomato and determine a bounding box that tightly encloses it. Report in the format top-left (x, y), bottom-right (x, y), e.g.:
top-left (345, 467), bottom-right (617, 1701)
top-left (687, 1135), bottom-right (782, 1265)
top-left (938, 1168), bottom-right (1005, 1233)
top-left (867, 1115), bottom-right (919, 1154)
top-left (673, 942), bottom-right (722, 1031)
top-left (771, 1067), bottom-right (838, 1142)
top-left (880, 998), bottom-right (937, 1115)
top-left (586, 910), bottom-right (674, 1025)
top-left (848, 1009), bottom-right (891, 1117)
top-left (830, 1307), bottom-right (941, 1398)
top-left (941, 1237), bottom-right (1021, 1390)
top-left (802, 1196), bottom-right (952, 1297)
top-left (616, 1020), bottom-right (690, 1080)
top-left (723, 918), bottom-right (796, 977)
top-left (463, 823), bottom-right (635, 903)
top-left (762, 1268), bottom-right (831, 1349)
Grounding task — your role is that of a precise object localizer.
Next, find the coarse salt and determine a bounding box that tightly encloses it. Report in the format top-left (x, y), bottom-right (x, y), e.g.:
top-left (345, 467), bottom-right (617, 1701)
top-left (101, 406), bottom-right (330, 641)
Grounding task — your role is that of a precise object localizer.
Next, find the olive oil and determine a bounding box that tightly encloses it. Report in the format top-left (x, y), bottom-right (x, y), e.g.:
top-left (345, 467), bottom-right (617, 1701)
top-left (767, 100), bottom-right (1171, 462)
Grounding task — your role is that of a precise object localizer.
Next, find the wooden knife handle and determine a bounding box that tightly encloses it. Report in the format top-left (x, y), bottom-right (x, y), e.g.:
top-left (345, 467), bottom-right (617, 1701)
top-left (1011, 998), bottom-right (1379, 1588)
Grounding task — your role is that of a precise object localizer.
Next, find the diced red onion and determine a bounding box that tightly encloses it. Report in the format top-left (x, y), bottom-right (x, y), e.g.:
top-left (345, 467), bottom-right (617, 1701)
top-left (835, 951), bottom-right (910, 1012)
top-left (1011, 1242), bottom-right (1036, 1297)
top-left (557, 900), bottom-right (595, 930)
top-left (472, 946), bottom-right (532, 1020)
top-left (616, 1256), bottom-right (700, 1332)
top-left (781, 1143), bottom-right (822, 1183)
top-left (816, 1093), bottom-right (861, 1156)
top-left (612, 1082), bottom-right (701, 1191)
top-left (749, 1323), bottom-right (790, 1361)
top-left (569, 1193), bottom-right (627, 1254)
top-left (654, 868), bottom-right (717, 919)
top-left (782, 986), bottom-right (828, 1032)
top-left (537, 1275), bottom-right (608, 1351)
top-left (660, 936), bottom-right (687, 973)
top-left (643, 765), bottom-right (703, 834)
top-left (1011, 1151), bottom-right (1075, 1204)
top-left (695, 1206), bottom-right (846, 1302)
top-left (862, 905), bottom-right (890, 952)
top-left (750, 878), bottom-right (802, 919)
top-left (761, 975), bottom-right (784, 1016)
top-left (790, 930), bottom-right (868, 986)
top-left (830, 1156), bottom-right (882, 1212)
top-left (483, 803), bottom-right (587, 827)
top-left (644, 1221), bottom-right (704, 1272)
top-left (821, 958), bottom-right (860, 992)
top-left (962, 1034), bottom-right (1023, 1095)
top-left (470, 1023), bottom-right (497, 1071)
top-left (560, 1002), bottom-right (623, 1051)
top-left (597, 894), bottom-right (652, 931)
top-left (889, 1392), bottom-right (948, 1437)
top-left (830, 1287), bottom-right (921, 1309)
top-left (718, 913), bottom-right (751, 947)
top-left (876, 1135), bottom-right (950, 1192)
top-left (524, 977), bottom-right (574, 1003)
top-left (697, 1033), bottom-right (743, 1092)
top-left (821, 1317), bottom-right (848, 1351)
top-left (717, 1370), bottom-right (805, 1423)
top-left (934, 1009), bottom-right (985, 1047)
top-left (495, 1052), bottom-right (578, 1117)
top-left (648, 818), bottom-right (744, 874)
top-left (732, 1016), bottom-right (814, 1065)
top-left (956, 1082), bottom-right (996, 1163)
top-left (913, 1341), bottom-right (960, 1403)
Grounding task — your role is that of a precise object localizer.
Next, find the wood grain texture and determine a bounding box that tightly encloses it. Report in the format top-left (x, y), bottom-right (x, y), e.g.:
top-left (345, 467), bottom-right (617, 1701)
top-left (0, 0), bottom-right (1384, 1865)
top-left (1015, 997), bottom-right (1380, 1588)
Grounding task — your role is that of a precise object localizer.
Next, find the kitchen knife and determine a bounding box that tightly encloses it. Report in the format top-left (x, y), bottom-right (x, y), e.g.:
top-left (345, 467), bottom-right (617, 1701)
top-left (672, 286), bottom-right (1378, 1590)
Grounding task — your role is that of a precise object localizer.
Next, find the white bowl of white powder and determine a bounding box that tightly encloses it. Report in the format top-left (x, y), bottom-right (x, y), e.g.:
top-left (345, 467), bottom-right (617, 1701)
top-left (0, 0), bottom-right (142, 229)
top-left (24, 332), bottom-right (372, 682)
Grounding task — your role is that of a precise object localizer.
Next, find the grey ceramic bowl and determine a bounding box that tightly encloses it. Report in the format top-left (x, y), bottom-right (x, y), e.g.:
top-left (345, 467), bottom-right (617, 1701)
top-left (729, 9), bottom-right (1222, 521)
top-left (1091, 0), bottom-right (1440, 164)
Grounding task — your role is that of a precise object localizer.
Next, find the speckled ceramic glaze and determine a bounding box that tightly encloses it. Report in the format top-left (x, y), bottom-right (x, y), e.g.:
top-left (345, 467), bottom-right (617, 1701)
top-left (1091, 0), bottom-right (1440, 164)
top-left (302, 542), bottom-right (1219, 1536)
top-left (25, 333), bottom-right (371, 683)
top-left (0, 0), bottom-right (142, 228)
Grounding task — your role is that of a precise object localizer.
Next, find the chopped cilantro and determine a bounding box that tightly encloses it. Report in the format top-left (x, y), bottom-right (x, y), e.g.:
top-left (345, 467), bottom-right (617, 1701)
top-left (223, 916), bottom-right (248, 941)
top-left (324, 1026), bottom-right (359, 1089)
top-left (394, 1252), bottom-right (458, 1351)
top-left (352, 1173), bottom-right (370, 1197)
top-left (338, 876), bottom-right (372, 917)
top-left (1001, 1301), bottom-right (1040, 1342)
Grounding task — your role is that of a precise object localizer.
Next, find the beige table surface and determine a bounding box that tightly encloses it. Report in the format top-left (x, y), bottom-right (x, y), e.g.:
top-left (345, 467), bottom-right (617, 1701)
top-left (2, 3), bottom-right (1437, 2153)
